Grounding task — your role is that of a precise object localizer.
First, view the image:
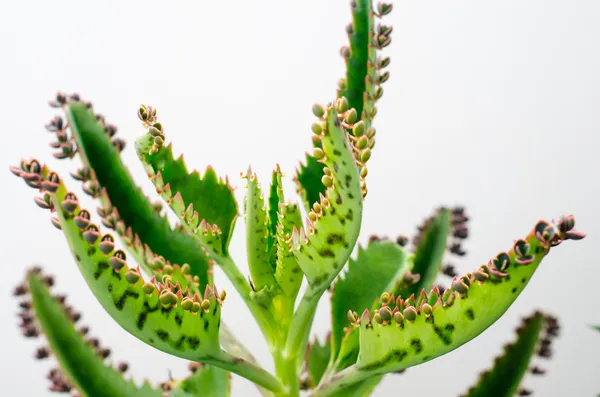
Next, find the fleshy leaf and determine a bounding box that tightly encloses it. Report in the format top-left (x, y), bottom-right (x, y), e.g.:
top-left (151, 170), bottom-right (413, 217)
top-left (302, 335), bottom-right (332, 389)
top-left (135, 105), bottom-right (238, 256)
top-left (243, 168), bottom-right (277, 290)
top-left (53, 96), bottom-right (211, 286)
top-left (296, 0), bottom-right (392, 207)
top-left (356, 218), bottom-right (579, 374)
top-left (171, 363), bottom-right (231, 397)
top-left (20, 268), bottom-right (161, 397)
top-left (400, 207), bottom-right (454, 298)
top-left (273, 202), bottom-right (304, 299)
top-left (312, 216), bottom-right (584, 395)
top-left (295, 154), bottom-right (327, 212)
top-left (12, 160), bottom-right (286, 394)
top-left (291, 99), bottom-right (364, 287)
top-left (267, 165), bottom-right (285, 253)
top-left (461, 311), bottom-right (559, 397)
top-left (338, 0), bottom-right (391, 133)
top-left (330, 239), bottom-right (411, 368)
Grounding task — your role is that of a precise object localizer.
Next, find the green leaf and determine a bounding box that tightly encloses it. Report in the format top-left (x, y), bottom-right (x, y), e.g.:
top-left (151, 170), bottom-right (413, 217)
top-left (355, 220), bottom-right (577, 375)
top-left (24, 163), bottom-right (223, 360)
top-left (296, 0), bottom-right (391, 207)
top-left (330, 240), bottom-right (411, 367)
top-left (62, 100), bottom-right (211, 286)
top-left (171, 364), bottom-right (231, 397)
top-left (267, 165), bottom-right (285, 252)
top-left (460, 311), bottom-right (557, 397)
top-left (291, 101), bottom-right (364, 287)
top-left (303, 335), bottom-right (332, 388)
top-left (311, 216), bottom-right (584, 395)
top-left (12, 160), bottom-right (286, 394)
top-left (273, 202), bottom-right (304, 299)
top-left (135, 108), bottom-right (238, 257)
top-left (339, 0), bottom-right (387, 127)
top-left (295, 154), bottom-right (327, 212)
top-left (243, 169), bottom-right (277, 291)
top-left (24, 270), bottom-right (161, 397)
top-left (402, 207), bottom-right (451, 298)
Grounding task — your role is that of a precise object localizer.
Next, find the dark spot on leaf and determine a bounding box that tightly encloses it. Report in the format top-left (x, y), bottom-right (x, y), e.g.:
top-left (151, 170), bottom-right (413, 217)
top-left (411, 339), bottom-right (423, 353)
top-left (175, 335), bottom-right (185, 350)
top-left (319, 249), bottom-right (335, 258)
top-left (94, 261), bottom-right (110, 280)
top-left (360, 349), bottom-right (408, 371)
top-left (327, 233), bottom-right (345, 245)
top-left (115, 290), bottom-right (139, 311)
top-left (137, 312), bottom-right (148, 330)
top-left (465, 309), bottom-right (475, 320)
top-left (156, 330), bottom-right (169, 341)
top-left (346, 209), bottom-right (354, 221)
top-left (188, 337), bottom-right (200, 350)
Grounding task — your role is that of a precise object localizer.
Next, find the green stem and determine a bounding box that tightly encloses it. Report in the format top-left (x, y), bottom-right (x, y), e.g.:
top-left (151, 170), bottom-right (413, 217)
top-left (309, 365), bottom-right (369, 397)
top-left (206, 350), bottom-right (287, 395)
top-left (284, 283), bottom-right (327, 366)
top-left (274, 351), bottom-right (300, 397)
top-left (218, 255), bottom-right (276, 342)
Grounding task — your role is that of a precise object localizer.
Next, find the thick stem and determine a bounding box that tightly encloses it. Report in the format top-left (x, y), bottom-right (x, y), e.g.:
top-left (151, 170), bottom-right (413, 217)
top-left (274, 351), bottom-right (300, 397)
top-left (218, 255), bottom-right (276, 341)
top-left (205, 350), bottom-right (287, 395)
top-left (309, 365), bottom-right (370, 397)
top-left (284, 283), bottom-right (327, 365)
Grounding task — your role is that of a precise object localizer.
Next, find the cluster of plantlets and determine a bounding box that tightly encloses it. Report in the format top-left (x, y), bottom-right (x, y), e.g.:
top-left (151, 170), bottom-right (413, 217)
top-left (10, 1), bottom-right (586, 396)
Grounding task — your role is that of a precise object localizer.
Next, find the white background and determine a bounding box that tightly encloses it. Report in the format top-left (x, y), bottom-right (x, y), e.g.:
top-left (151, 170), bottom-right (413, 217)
top-left (1, 0), bottom-right (599, 396)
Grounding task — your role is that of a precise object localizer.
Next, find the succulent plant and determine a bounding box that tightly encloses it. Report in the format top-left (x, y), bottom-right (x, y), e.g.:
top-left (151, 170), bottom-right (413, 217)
top-left (9, 1), bottom-right (586, 396)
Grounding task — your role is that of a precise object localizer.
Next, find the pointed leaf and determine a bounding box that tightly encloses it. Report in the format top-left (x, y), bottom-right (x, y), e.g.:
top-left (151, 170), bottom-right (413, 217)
top-left (135, 107), bottom-right (238, 256)
top-left (16, 161), bottom-right (223, 360)
top-left (243, 168), bottom-right (277, 290)
top-left (402, 207), bottom-right (451, 297)
top-left (267, 165), bottom-right (285, 252)
top-left (330, 240), bottom-right (411, 367)
top-left (291, 100), bottom-right (364, 287)
top-left (295, 154), bottom-right (327, 212)
top-left (23, 270), bottom-right (161, 397)
top-left (60, 98), bottom-right (210, 286)
top-left (312, 216), bottom-right (584, 395)
top-left (12, 160), bottom-right (286, 394)
top-left (461, 312), bottom-right (558, 397)
top-left (273, 202), bottom-right (304, 299)
top-left (356, 219), bottom-right (579, 375)
top-left (296, 0), bottom-right (391, 206)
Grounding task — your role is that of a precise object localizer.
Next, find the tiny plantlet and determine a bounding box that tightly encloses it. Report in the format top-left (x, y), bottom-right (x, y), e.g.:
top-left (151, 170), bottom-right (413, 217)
top-left (10, 1), bottom-right (586, 396)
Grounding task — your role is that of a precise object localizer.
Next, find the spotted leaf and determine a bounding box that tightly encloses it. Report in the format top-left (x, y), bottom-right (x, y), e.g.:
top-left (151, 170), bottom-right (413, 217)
top-left (60, 98), bottom-right (211, 286)
top-left (135, 106), bottom-right (238, 257)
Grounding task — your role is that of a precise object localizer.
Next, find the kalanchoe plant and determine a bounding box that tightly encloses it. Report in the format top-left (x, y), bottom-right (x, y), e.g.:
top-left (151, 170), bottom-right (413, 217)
top-left (10, 1), bottom-right (586, 396)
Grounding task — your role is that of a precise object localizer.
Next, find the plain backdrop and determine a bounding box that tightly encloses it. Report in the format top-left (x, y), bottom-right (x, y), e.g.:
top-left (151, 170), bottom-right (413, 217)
top-left (1, 0), bottom-right (599, 396)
